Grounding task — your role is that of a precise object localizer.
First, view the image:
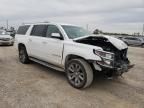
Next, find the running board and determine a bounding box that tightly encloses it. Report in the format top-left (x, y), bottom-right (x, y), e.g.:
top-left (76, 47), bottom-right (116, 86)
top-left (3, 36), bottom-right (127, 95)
top-left (29, 57), bottom-right (64, 72)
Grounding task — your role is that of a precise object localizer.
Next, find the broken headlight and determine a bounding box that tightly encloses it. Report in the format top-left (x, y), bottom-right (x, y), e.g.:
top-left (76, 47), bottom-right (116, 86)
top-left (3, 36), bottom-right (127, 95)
top-left (93, 49), bottom-right (115, 67)
top-left (93, 50), bottom-right (114, 60)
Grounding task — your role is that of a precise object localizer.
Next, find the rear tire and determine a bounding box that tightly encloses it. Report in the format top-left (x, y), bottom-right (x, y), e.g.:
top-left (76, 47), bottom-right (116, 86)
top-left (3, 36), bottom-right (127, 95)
top-left (66, 59), bottom-right (93, 89)
top-left (19, 46), bottom-right (30, 64)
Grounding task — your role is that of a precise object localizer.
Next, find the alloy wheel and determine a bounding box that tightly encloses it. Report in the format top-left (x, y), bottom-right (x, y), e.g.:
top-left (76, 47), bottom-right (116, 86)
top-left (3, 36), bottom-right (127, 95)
top-left (67, 63), bottom-right (85, 87)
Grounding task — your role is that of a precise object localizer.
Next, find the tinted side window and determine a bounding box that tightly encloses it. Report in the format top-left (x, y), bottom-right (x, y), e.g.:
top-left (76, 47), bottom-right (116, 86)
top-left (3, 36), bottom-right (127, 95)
top-left (46, 25), bottom-right (61, 37)
top-left (134, 38), bottom-right (140, 41)
top-left (133, 38), bottom-right (138, 40)
top-left (125, 37), bottom-right (131, 40)
top-left (17, 25), bottom-right (30, 35)
top-left (31, 25), bottom-right (48, 37)
top-left (125, 37), bottom-right (135, 40)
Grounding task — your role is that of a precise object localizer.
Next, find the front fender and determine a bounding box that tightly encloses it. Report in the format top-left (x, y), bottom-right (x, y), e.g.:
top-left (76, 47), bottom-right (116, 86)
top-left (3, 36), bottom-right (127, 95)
top-left (62, 42), bottom-right (102, 65)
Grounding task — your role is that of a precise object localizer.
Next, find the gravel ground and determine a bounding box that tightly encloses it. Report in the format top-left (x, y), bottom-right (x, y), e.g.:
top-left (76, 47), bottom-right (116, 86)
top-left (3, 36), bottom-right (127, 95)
top-left (0, 46), bottom-right (144, 108)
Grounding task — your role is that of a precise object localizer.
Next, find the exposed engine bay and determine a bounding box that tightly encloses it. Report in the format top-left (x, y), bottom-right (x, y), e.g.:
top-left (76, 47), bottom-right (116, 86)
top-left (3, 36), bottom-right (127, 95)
top-left (74, 36), bottom-right (134, 77)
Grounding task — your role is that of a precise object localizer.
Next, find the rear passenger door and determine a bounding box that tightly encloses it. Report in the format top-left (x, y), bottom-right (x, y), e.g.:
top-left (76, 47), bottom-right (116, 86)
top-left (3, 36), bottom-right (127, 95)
top-left (28, 25), bottom-right (48, 60)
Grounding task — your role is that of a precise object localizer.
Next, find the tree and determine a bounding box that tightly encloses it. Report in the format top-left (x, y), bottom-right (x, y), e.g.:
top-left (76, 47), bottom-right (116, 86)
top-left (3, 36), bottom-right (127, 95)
top-left (93, 29), bottom-right (103, 34)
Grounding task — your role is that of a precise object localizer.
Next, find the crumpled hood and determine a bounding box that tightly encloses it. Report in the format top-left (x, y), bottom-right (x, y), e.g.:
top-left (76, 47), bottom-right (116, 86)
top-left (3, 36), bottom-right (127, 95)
top-left (0, 35), bottom-right (13, 39)
top-left (73, 35), bottom-right (128, 50)
top-left (102, 35), bottom-right (128, 50)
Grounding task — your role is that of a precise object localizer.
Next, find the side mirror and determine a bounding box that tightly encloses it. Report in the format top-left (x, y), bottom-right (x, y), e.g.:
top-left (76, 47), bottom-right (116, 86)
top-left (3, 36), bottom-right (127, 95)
top-left (51, 33), bottom-right (62, 39)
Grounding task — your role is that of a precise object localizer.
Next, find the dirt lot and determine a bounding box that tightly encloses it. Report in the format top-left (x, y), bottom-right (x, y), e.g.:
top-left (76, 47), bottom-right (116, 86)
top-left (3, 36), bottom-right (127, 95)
top-left (0, 46), bottom-right (144, 108)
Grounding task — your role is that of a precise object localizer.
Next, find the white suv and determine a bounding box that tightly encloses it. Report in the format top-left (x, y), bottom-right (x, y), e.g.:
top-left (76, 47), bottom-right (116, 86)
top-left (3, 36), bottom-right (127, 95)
top-left (15, 22), bottom-right (133, 89)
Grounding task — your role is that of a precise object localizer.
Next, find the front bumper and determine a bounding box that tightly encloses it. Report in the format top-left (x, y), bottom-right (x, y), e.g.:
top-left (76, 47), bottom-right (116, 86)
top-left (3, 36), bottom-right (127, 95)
top-left (93, 61), bottom-right (134, 76)
top-left (0, 40), bottom-right (14, 45)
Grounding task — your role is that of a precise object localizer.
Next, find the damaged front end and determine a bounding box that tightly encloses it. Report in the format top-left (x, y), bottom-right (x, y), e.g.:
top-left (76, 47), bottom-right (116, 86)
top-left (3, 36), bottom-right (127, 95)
top-left (74, 35), bottom-right (134, 77)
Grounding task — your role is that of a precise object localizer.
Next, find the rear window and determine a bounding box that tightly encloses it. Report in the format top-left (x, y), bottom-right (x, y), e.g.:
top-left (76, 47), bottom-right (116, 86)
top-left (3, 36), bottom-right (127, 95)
top-left (17, 25), bottom-right (30, 35)
top-left (30, 25), bottom-right (48, 37)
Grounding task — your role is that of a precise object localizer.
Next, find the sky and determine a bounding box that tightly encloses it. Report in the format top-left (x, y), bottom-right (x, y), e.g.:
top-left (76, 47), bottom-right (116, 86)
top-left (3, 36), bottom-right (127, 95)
top-left (0, 0), bottom-right (143, 34)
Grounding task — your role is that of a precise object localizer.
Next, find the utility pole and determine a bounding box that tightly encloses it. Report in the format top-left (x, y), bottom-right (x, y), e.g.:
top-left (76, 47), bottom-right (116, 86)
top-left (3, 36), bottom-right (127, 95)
top-left (6, 20), bottom-right (9, 30)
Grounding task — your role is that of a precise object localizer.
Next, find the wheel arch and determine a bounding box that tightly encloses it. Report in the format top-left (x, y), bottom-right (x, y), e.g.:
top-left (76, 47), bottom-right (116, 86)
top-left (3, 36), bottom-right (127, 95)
top-left (18, 43), bottom-right (26, 50)
top-left (65, 54), bottom-right (91, 69)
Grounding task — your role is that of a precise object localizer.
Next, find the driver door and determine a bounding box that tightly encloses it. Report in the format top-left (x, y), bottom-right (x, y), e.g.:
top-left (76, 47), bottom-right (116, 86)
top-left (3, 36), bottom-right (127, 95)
top-left (42, 25), bottom-right (64, 66)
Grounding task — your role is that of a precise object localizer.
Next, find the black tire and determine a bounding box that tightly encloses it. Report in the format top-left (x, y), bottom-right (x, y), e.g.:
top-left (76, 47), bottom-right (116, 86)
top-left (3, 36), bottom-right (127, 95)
top-left (141, 44), bottom-right (144, 48)
top-left (66, 59), bottom-right (93, 89)
top-left (19, 46), bottom-right (30, 64)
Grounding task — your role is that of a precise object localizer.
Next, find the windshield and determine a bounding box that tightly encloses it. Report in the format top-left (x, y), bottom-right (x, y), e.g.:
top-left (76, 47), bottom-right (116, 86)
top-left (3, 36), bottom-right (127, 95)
top-left (0, 31), bottom-right (9, 35)
top-left (62, 25), bottom-right (91, 39)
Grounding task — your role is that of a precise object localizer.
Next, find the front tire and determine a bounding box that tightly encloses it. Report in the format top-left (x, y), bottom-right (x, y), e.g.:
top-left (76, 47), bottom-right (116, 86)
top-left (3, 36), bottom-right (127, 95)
top-left (141, 44), bottom-right (144, 48)
top-left (66, 59), bottom-right (93, 89)
top-left (19, 46), bottom-right (30, 64)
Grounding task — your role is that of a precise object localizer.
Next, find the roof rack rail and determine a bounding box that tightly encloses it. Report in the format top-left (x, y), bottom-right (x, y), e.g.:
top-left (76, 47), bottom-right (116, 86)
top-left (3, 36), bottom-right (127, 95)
top-left (22, 21), bottom-right (50, 25)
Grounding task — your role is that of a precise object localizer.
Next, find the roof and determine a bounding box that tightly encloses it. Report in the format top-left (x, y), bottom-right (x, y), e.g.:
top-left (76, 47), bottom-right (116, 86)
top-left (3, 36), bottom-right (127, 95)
top-left (22, 22), bottom-right (78, 26)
